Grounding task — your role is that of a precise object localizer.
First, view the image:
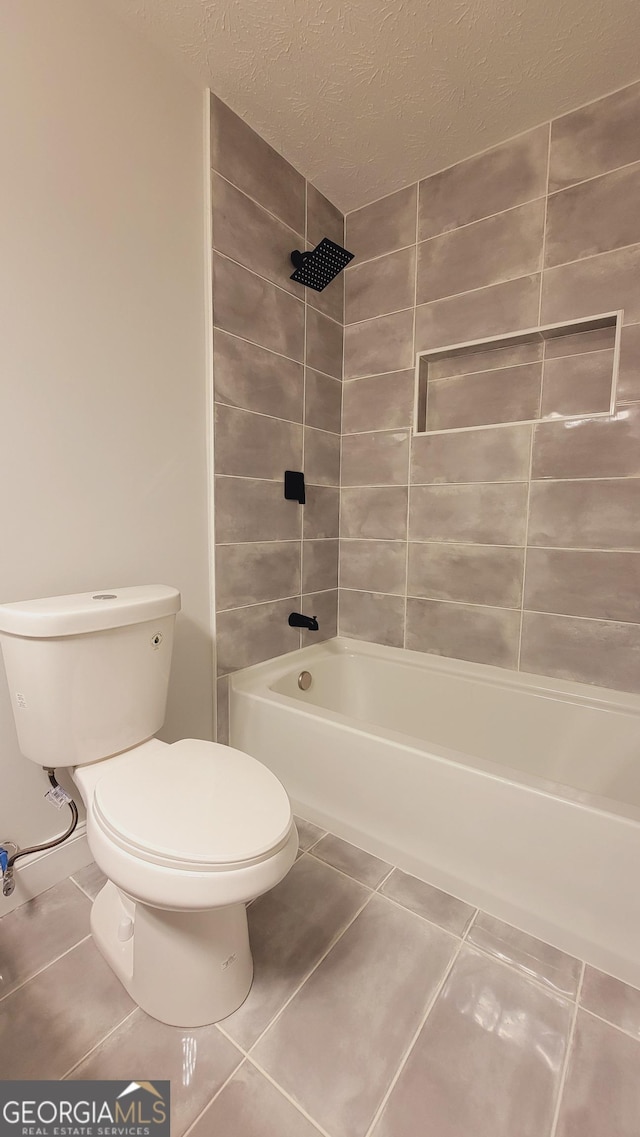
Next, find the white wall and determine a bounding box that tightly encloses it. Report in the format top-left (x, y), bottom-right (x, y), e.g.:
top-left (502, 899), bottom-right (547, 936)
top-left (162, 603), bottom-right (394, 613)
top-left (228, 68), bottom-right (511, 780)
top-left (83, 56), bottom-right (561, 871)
top-left (0, 1), bottom-right (213, 879)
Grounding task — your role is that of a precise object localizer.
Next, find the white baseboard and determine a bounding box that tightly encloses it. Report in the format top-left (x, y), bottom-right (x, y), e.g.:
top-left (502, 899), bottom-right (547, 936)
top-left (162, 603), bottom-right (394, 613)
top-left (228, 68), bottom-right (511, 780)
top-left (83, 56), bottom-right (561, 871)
top-left (1, 822), bottom-right (93, 915)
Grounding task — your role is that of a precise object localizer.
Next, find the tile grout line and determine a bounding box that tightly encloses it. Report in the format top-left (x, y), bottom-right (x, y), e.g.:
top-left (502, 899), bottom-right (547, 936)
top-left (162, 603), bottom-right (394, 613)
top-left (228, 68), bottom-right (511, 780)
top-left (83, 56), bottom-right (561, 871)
top-left (549, 962), bottom-right (585, 1137)
top-left (517, 422), bottom-right (535, 671)
top-left (214, 250), bottom-right (305, 309)
top-left (70, 876), bottom-right (101, 903)
top-left (245, 1055), bottom-right (334, 1137)
top-left (215, 594), bottom-right (640, 674)
top-left (344, 366), bottom-right (417, 384)
top-left (300, 178), bottom-right (308, 653)
top-left (363, 935), bottom-right (468, 1137)
top-left (214, 324), bottom-right (341, 377)
top-left (546, 154), bottom-right (640, 199)
top-left (212, 537), bottom-right (640, 551)
top-left (324, 474), bottom-right (640, 487)
top-left (374, 865), bottom-right (397, 891)
top-left (578, 1002), bottom-right (640, 1046)
top-left (216, 399), bottom-right (341, 436)
top-left (344, 238), bottom-right (422, 270)
top-left (214, 248), bottom-right (343, 330)
top-left (0, 933), bottom-right (93, 1006)
top-left (212, 324), bottom-right (302, 368)
top-left (359, 888), bottom-right (467, 945)
top-left (301, 830), bottom-right (329, 854)
top-left (528, 126), bottom-right (552, 668)
top-left (513, 230), bottom-right (640, 285)
top-left (215, 471), bottom-right (340, 485)
top-left (337, 206), bottom-right (346, 635)
top-left (244, 892), bottom-right (375, 1057)
top-left (305, 849), bottom-right (387, 894)
top-left (181, 1055), bottom-right (248, 1137)
top-left (404, 191), bottom-right (419, 648)
top-left (327, 588), bottom-right (640, 629)
top-left (344, 301), bottom-right (416, 329)
top-left (416, 193), bottom-right (546, 248)
top-left (60, 1008), bottom-right (139, 1080)
top-left (538, 118), bottom-right (552, 320)
top-left (212, 167), bottom-right (305, 244)
top-left (217, 593), bottom-right (302, 615)
top-left (214, 1021), bottom-right (250, 1054)
top-left (343, 237), bottom-right (640, 335)
top-left (426, 359), bottom-right (544, 392)
top-left (427, 345), bottom-right (615, 384)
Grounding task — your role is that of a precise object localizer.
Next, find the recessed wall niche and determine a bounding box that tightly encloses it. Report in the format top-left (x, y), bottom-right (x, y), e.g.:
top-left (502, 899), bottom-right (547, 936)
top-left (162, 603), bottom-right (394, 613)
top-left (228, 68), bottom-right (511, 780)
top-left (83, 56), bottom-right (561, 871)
top-left (414, 312), bottom-right (622, 435)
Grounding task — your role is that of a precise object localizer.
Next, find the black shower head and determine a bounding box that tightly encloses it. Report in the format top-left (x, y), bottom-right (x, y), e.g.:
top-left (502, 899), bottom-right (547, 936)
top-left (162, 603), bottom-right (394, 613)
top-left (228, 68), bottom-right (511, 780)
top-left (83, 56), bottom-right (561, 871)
top-left (290, 238), bottom-right (354, 292)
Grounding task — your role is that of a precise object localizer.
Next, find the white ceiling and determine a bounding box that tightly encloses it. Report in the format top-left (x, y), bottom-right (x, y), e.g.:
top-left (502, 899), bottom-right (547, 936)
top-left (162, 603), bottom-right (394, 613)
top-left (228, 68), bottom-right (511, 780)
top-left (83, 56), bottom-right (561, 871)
top-left (107, 0), bottom-right (640, 213)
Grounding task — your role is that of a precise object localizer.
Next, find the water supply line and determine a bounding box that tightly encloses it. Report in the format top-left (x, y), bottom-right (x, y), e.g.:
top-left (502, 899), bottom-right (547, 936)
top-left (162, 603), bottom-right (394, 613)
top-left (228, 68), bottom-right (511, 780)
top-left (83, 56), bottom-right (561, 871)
top-left (0, 769), bottom-right (79, 897)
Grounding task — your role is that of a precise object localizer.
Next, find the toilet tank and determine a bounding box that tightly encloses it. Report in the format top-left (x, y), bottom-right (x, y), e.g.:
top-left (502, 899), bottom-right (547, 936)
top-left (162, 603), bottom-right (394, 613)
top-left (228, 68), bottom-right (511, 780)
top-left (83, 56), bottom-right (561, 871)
top-left (0, 585), bottom-right (180, 768)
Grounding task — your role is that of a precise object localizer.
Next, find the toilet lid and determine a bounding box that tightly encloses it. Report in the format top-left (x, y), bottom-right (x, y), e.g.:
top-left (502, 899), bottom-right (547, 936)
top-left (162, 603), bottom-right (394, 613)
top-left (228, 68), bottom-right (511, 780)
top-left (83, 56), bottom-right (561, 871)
top-left (92, 739), bottom-right (293, 870)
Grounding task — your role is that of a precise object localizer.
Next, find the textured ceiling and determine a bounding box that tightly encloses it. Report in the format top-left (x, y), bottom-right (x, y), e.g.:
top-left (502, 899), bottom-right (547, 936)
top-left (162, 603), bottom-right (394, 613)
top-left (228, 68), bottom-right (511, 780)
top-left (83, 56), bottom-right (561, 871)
top-left (106, 0), bottom-right (640, 212)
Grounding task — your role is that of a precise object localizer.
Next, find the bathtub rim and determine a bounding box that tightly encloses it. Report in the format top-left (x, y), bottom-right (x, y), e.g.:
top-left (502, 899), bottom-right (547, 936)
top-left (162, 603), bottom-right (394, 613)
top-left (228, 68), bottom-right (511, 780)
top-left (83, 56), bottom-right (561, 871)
top-left (230, 636), bottom-right (640, 825)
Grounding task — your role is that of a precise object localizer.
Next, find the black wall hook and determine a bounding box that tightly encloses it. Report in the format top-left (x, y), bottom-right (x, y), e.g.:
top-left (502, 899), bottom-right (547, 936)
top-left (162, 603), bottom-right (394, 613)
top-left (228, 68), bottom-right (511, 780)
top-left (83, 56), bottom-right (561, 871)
top-left (284, 470), bottom-right (306, 504)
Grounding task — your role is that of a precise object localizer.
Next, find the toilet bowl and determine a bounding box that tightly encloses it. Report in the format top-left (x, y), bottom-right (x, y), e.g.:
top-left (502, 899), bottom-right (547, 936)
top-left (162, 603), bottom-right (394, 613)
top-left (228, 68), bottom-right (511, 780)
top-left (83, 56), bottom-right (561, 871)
top-left (0, 585), bottom-right (299, 1027)
top-left (74, 737), bottom-right (298, 1026)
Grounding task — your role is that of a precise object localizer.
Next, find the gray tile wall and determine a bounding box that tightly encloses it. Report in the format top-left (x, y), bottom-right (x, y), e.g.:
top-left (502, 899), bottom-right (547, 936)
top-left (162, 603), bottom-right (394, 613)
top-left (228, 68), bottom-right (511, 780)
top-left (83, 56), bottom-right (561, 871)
top-left (211, 95), bottom-right (344, 738)
top-left (340, 80), bottom-right (640, 694)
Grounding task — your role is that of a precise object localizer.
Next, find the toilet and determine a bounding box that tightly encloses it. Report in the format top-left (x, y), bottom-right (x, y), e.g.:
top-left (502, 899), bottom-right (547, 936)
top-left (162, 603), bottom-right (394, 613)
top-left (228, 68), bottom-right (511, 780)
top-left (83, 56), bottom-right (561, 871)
top-left (0, 585), bottom-right (298, 1027)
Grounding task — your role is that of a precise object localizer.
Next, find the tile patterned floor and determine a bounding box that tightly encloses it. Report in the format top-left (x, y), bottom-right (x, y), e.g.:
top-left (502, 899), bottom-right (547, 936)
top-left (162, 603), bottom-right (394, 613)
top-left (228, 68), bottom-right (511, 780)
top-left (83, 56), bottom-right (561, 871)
top-left (2, 819), bottom-right (640, 1136)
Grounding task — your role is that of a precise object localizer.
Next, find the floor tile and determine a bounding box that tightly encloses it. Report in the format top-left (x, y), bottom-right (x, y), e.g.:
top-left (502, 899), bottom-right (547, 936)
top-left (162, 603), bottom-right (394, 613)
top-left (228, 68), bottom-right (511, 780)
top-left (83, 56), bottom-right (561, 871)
top-left (71, 862), bottom-right (108, 901)
top-left (221, 854), bottom-right (368, 1050)
top-left (311, 834), bottom-right (391, 888)
top-left (71, 1008), bottom-right (242, 1136)
top-left (190, 1060), bottom-right (323, 1137)
top-left (253, 893), bottom-right (457, 1137)
top-left (467, 911), bottom-right (581, 997)
top-left (556, 1010), bottom-right (640, 1137)
top-left (580, 966), bottom-right (640, 1040)
top-left (0, 879), bottom-right (90, 999)
top-left (380, 869), bottom-right (475, 937)
top-left (372, 945), bottom-right (572, 1137)
top-left (0, 938), bottom-right (134, 1078)
top-left (294, 816), bottom-right (325, 851)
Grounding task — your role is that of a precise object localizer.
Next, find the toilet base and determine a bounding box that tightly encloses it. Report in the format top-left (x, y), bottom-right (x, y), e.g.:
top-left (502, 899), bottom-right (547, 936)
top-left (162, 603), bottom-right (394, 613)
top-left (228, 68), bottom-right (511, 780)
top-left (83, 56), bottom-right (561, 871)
top-left (91, 881), bottom-right (253, 1027)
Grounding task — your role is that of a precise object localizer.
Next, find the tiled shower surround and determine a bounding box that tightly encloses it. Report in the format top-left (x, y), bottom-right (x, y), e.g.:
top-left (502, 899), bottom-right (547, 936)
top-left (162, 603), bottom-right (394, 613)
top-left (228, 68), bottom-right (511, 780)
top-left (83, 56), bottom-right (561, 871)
top-left (4, 825), bottom-right (640, 1136)
top-left (211, 94), bottom-right (343, 737)
top-left (212, 79), bottom-right (640, 728)
top-left (340, 79), bottom-right (640, 692)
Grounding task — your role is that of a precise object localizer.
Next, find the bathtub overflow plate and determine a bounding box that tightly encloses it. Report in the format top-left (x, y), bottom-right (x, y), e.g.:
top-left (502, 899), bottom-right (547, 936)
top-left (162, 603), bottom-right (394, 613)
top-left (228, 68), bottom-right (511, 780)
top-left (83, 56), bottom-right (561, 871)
top-left (298, 670), bottom-right (312, 691)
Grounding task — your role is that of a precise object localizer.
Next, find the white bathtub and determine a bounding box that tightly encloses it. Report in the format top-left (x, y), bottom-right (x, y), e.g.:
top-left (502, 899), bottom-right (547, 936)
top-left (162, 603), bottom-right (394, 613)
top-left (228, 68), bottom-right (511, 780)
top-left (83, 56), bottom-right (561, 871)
top-left (230, 637), bottom-right (640, 988)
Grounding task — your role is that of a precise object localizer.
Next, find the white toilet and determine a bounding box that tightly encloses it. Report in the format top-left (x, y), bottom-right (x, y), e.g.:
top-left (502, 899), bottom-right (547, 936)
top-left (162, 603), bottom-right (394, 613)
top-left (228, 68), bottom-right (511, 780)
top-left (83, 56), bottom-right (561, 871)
top-left (0, 585), bottom-right (298, 1027)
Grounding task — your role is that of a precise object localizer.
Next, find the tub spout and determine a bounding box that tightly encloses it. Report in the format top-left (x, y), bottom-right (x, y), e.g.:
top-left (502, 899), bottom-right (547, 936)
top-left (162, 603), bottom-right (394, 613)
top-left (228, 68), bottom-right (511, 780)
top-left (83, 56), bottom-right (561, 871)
top-left (288, 612), bottom-right (319, 631)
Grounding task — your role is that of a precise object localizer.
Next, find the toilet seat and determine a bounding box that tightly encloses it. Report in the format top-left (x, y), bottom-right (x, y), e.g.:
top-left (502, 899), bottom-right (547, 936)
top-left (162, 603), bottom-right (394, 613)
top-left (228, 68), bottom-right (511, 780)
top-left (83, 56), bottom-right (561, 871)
top-left (91, 738), bottom-right (293, 872)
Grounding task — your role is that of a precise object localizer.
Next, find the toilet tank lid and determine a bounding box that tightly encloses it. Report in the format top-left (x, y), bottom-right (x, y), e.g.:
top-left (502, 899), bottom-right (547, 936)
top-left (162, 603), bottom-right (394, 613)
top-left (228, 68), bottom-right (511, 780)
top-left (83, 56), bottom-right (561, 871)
top-left (0, 585), bottom-right (181, 638)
